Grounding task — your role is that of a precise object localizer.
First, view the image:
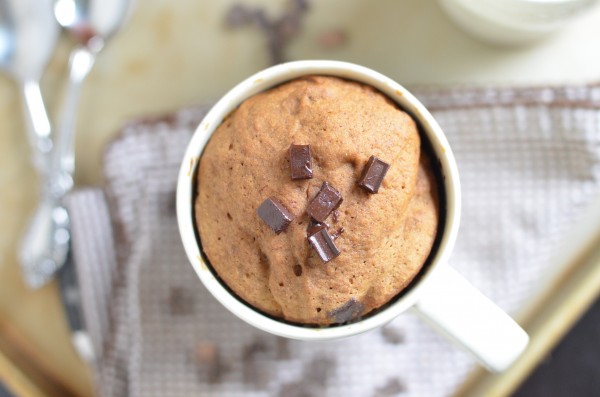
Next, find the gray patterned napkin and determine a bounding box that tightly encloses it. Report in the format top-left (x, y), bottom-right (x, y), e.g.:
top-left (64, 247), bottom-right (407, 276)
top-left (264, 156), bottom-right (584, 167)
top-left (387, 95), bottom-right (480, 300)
top-left (66, 84), bottom-right (600, 397)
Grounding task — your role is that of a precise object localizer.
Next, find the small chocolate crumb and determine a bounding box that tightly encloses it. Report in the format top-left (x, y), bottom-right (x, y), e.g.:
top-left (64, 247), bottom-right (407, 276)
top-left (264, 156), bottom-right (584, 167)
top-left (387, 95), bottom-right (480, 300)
top-left (168, 287), bottom-right (194, 315)
top-left (308, 227), bottom-right (340, 263)
top-left (290, 144), bottom-right (313, 180)
top-left (372, 378), bottom-right (406, 397)
top-left (277, 354), bottom-right (335, 397)
top-left (306, 182), bottom-right (343, 222)
top-left (304, 355), bottom-right (336, 387)
top-left (276, 337), bottom-right (291, 360)
top-left (331, 227), bottom-right (344, 240)
top-left (242, 338), bottom-right (272, 388)
top-left (317, 29), bottom-right (348, 49)
top-left (194, 341), bottom-right (227, 383)
top-left (242, 338), bottom-right (269, 360)
top-left (293, 264), bottom-right (303, 277)
top-left (332, 209), bottom-right (340, 223)
top-left (257, 197), bottom-right (294, 234)
top-left (164, 190), bottom-right (177, 215)
top-left (381, 326), bottom-right (405, 345)
top-left (251, 8), bottom-right (271, 30)
top-left (329, 298), bottom-right (364, 323)
top-left (224, 1), bottom-right (310, 65)
top-left (225, 4), bottom-right (253, 28)
top-left (292, 0), bottom-right (310, 11)
top-left (278, 381), bottom-right (318, 397)
top-left (276, 13), bottom-right (302, 42)
top-left (243, 363), bottom-right (272, 389)
top-left (358, 155), bottom-right (390, 193)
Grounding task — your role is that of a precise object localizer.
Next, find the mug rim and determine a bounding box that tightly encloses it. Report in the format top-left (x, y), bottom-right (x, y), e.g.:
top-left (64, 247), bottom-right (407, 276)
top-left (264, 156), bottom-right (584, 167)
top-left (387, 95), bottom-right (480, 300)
top-left (176, 60), bottom-right (461, 340)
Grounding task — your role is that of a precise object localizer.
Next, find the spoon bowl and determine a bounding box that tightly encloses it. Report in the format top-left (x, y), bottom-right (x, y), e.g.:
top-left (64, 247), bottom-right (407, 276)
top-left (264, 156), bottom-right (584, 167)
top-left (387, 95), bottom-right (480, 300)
top-left (0, 0), bottom-right (58, 165)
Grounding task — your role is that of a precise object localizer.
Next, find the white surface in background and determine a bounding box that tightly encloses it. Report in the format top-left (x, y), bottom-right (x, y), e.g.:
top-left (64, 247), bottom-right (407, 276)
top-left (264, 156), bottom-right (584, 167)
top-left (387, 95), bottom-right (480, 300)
top-left (287, 0), bottom-right (600, 87)
top-left (437, 0), bottom-right (599, 45)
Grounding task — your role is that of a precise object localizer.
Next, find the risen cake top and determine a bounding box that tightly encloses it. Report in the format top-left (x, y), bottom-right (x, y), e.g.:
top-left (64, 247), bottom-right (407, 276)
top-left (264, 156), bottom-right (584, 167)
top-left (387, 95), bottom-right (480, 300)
top-left (196, 76), bottom-right (439, 325)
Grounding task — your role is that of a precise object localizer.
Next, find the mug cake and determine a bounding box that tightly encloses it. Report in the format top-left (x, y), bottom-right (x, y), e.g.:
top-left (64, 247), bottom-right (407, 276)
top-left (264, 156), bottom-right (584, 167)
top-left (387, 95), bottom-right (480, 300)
top-left (195, 76), bottom-right (439, 325)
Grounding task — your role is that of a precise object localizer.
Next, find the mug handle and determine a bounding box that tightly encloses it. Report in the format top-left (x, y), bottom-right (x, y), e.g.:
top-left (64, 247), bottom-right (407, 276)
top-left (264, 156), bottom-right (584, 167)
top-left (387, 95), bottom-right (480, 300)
top-left (411, 264), bottom-right (529, 372)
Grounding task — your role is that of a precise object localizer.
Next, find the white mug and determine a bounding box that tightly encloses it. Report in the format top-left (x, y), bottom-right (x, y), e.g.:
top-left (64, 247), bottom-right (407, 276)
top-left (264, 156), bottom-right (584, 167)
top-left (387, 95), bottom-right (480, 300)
top-left (176, 60), bottom-right (528, 373)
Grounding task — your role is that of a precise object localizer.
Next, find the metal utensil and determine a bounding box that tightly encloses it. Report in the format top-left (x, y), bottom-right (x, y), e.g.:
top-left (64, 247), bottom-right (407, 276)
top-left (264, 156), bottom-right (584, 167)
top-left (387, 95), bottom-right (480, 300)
top-left (1, 0), bottom-right (62, 288)
top-left (18, 0), bottom-right (133, 288)
top-left (0, 0), bottom-right (57, 172)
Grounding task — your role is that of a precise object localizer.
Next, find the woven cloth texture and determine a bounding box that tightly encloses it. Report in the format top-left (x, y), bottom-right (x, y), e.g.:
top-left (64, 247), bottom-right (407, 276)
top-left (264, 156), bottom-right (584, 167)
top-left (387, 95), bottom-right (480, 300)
top-left (65, 84), bottom-right (600, 397)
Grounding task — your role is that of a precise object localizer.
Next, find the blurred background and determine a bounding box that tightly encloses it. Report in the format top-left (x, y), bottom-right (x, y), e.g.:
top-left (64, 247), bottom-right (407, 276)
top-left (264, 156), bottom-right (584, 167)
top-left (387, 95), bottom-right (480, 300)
top-left (1, 0), bottom-right (600, 396)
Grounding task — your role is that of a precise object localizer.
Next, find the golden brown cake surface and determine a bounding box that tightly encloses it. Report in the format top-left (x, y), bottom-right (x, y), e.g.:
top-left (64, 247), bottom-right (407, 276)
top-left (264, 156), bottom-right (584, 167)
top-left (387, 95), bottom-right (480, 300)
top-left (196, 76), bottom-right (439, 325)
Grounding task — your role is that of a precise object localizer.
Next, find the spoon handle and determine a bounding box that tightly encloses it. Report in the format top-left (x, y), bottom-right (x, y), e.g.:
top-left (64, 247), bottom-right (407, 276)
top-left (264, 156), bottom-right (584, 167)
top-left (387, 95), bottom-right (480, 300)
top-left (20, 79), bottom-right (53, 173)
top-left (18, 47), bottom-right (97, 289)
top-left (51, 46), bottom-right (96, 189)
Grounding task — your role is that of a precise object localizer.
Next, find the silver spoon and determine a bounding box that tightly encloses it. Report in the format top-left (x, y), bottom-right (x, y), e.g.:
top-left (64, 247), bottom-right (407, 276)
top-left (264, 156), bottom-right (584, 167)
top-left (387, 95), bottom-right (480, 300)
top-left (1, 0), bottom-right (62, 288)
top-left (0, 0), bottom-right (58, 173)
top-left (17, 0), bottom-right (133, 288)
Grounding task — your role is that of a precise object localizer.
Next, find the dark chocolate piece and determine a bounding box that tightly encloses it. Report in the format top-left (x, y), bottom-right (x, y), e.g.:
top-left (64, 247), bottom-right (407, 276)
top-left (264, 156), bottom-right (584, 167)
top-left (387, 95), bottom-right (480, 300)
top-left (380, 326), bottom-right (405, 345)
top-left (194, 341), bottom-right (228, 383)
top-left (290, 144), bottom-right (313, 180)
top-left (224, 0), bottom-right (310, 66)
top-left (308, 227), bottom-right (340, 263)
top-left (276, 337), bottom-right (291, 360)
top-left (225, 4), bottom-right (253, 27)
top-left (277, 382), bottom-right (316, 397)
top-left (328, 298), bottom-right (364, 323)
top-left (358, 155), bottom-right (390, 193)
top-left (304, 355), bottom-right (336, 387)
top-left (373, 378), bottom-right (406, 397)
top-left (317, 29), bottom-right (348, 50)
top-left (168, 287), bottom-right (194, 315)
top-left (242, 338), bottom-right (269, 360)
top-left (257, 197), bottom-right (294, 234)
top-left (242, 338), bottom-right (271, 388)
top-left (306, 182), bottom-right (343, 222)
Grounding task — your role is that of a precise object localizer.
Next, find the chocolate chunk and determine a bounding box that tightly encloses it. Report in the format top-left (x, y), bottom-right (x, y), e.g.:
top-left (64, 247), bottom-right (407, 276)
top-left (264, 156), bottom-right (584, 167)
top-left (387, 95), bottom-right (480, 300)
top-left (278, 381), bottom-right (318, 397)
top-left (276, 337), bottom-right (291, 360)
top-left (225, 4), bottom-right (253, 27)
top-left (304, 355), bottom-right (336, 387)
top-left (163, 190), bottom-right (177, 215)
top-left (242, 338), bottom-right (269, 360)
top-left (373, 378), bottom-right (406, 397)
top-left (306, 182), bottom-right (343, 222)
top-left (290, 144), bottom-right (313, 180)
top-left (308, 227), bottom-right (340, 263)
top-left (358, 155), bottom-right (390, 193)
top-left (329, 298), bottom-right (364, 323)
top-left (292, 0), bottom-right (310, 12)
top-left (317, 29), bottom-right (348, 50)
top-left (242, 338), bottom-right (271, 388)
top-left (381, 326), bottom-right (405, 345)
top-left (257, 197), bottom-right (294, 234)
top-left (168, 287), bottom-right (194, 315)
top-left (194, 341), bottom-right (228, 383)
top-left (276, 13), bottom-right (302, 42)
top-left (277, 354), bottom-right (335, 397)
